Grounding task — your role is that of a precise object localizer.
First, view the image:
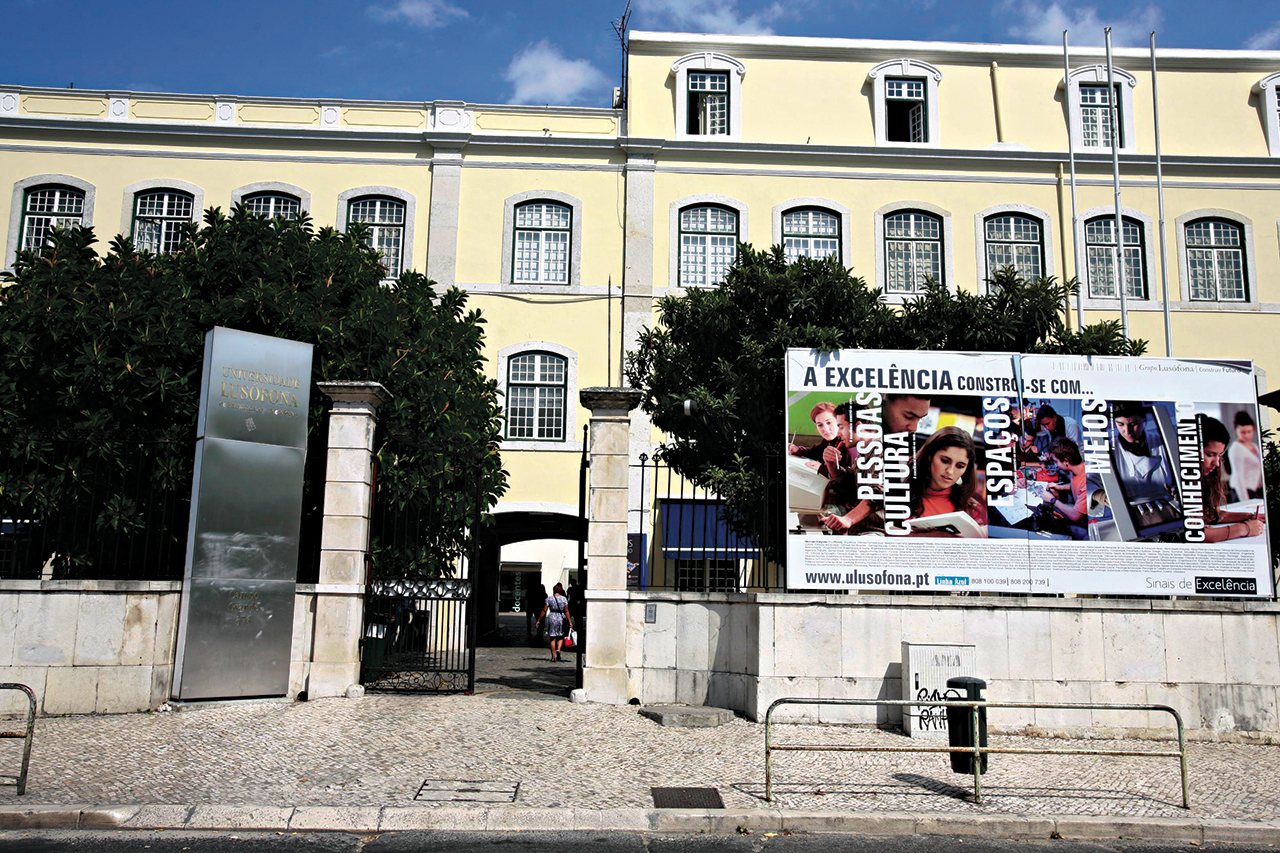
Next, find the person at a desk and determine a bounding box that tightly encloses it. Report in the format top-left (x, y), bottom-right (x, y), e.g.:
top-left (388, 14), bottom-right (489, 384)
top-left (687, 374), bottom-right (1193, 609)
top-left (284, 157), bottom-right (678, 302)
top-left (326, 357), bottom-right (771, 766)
top-left (1111, 401), bottom-right (1174, 500)
top-left (1039, 437), bottom-right (1088, 540)
top-left (1033, 404), bottom-right (1082, 459)
top-left (820, 393), bottom-right (931, 533)
top-left (789, 402), bottom-right (840, 468)
top-left (1198, 415), bottom-right (1265, 543)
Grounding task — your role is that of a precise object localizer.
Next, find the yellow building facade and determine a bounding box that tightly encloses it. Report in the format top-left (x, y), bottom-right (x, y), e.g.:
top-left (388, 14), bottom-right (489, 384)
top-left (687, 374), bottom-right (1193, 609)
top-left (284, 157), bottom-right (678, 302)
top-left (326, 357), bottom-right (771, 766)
top-left (4, 31), bottom-right (1280, 597)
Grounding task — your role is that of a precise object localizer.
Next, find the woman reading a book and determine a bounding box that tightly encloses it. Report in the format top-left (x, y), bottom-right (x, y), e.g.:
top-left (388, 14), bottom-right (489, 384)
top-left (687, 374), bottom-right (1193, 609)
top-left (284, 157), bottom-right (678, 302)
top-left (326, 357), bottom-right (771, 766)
top-left (906, 426), bottom-right (987, 536)
top-left (1199, 414), bottom-right (1265, 543)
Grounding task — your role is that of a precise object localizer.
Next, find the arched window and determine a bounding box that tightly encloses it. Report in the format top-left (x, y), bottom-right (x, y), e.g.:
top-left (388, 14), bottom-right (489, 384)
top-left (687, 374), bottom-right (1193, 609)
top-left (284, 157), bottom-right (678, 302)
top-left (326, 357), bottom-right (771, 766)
top-left (1185, 218), bottom-right (1246, 302)
top-left (133, 189), bottom-right (195, 255)
top-left (347, 196), bottom-right (406, 278)
top-left (513, 200), bottom-right (571, 284)
top-left (242, 192), bottom-right (301, 220)
top-left (20, 185), bottom-right (85, 252)
top-left (679, 205), bottom-right (738, 287)
top-left (883, 210), bottom-right (942, 293)
top-left (782, 207), bottom-right (840, 263)
top-left (984, 213), bottom-right (1044, 281)
top-left (506, 351), bottom-right (567, 442)
top-left (1085, 215), bottom-right (1146, 299)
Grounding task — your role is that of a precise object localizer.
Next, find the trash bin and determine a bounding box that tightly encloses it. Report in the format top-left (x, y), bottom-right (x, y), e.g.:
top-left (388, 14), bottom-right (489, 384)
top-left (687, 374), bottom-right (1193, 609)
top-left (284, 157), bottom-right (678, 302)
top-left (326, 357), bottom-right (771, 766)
top-left (946, 676), bottom-right (988, 774)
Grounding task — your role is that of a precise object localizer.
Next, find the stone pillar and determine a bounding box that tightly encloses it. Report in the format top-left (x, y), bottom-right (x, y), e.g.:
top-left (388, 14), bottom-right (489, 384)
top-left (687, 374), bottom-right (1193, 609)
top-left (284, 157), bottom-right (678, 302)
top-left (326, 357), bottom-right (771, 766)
top-left (580, 386), bottom-right (643, 704)
top-left (622, 142), bottom-right (660, 537)
top-left (425, 140), bottom-right (464, 289)
top-left (306, 381), bottom-right (391, 699)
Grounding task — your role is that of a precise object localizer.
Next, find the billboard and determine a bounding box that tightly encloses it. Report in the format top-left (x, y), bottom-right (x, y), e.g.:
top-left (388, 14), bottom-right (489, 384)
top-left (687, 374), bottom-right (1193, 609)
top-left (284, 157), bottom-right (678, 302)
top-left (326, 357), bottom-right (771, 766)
top-left (785, 349), bottom-right (1271, 597)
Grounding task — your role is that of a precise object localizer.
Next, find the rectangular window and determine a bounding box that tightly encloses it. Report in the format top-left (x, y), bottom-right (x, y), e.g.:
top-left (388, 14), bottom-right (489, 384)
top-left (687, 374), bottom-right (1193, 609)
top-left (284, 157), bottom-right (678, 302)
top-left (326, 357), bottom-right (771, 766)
top-left (1080, 83), bottom-right (1122, 149)
top-left (674, 558), bottom-right (739, 592)
top-left (687, 71), bottom-right (729, 135)
top-left (885, 77), bottom-right (927, 143)
top-left (1186, 220), bottom-right (1246, 302)
top-left (1085, 218), bottom-right (1145, 299)
top-left (506, 352), bottom-right (568, 442)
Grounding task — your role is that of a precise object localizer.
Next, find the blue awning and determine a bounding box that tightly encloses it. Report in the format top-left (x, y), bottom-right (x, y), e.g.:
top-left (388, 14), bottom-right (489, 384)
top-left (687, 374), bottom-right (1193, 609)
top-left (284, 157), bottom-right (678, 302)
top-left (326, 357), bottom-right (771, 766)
top-left (660, 500), bottom-right (757, 559)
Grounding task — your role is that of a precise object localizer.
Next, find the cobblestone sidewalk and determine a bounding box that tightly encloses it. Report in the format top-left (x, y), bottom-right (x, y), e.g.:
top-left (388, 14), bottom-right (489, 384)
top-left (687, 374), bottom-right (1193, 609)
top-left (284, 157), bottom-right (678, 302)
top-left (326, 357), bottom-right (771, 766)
top-left (0, 686), bottom-right (1277, 822)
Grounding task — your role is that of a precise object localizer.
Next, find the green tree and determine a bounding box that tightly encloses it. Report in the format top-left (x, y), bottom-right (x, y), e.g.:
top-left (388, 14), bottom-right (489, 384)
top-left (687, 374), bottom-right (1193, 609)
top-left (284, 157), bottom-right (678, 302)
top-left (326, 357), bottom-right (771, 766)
top-left (625, 245), bottom-right (1145, 557)
top-left (0, 207), bottom-right (506, 579)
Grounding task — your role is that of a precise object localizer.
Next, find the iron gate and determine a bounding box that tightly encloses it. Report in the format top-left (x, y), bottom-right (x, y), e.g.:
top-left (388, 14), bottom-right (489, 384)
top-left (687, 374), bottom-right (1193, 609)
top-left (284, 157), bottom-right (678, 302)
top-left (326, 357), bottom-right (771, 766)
top-left (359, 433), bottom-right (486, 693)
top-left (361, 576), bottom-right (475, 692)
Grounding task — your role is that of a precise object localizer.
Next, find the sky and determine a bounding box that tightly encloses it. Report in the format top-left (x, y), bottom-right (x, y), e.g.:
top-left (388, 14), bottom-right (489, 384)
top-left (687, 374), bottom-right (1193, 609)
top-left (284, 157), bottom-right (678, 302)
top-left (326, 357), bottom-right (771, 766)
top-left (3, 1), bottom-right (1277, 108)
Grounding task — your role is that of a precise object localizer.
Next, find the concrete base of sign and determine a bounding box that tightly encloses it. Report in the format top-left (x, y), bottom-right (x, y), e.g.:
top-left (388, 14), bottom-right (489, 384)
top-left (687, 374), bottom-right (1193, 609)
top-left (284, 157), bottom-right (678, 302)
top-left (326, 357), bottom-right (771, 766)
top-left (639, 704), bottom-right (735, 727)
top-left (169, 696), bottom-right (292, 713)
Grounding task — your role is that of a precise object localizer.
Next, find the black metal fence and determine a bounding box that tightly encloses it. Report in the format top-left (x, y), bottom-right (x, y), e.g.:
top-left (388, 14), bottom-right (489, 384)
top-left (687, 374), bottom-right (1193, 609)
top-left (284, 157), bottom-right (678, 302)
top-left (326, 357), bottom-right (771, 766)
top-left (294, 417), bottom-right (329, 586)
top-left (629, 453), bottom-right (786, 592)
top-left (0, 437), bottom-right (192, 581)
top-left (0, 428), bottom-right (331, 583)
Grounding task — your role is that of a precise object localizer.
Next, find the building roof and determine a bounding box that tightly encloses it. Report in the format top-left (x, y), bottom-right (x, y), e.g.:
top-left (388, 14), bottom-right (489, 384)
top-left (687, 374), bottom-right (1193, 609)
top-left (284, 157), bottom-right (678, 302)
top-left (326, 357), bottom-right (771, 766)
top-left (629, 30), bottom-right (1280, 71)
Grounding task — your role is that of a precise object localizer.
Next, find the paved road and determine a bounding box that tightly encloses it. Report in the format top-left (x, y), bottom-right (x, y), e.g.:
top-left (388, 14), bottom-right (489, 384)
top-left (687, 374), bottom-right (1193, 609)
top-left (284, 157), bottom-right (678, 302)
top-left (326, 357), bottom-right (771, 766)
top-left (0, 832), bottom-right (1274, 853)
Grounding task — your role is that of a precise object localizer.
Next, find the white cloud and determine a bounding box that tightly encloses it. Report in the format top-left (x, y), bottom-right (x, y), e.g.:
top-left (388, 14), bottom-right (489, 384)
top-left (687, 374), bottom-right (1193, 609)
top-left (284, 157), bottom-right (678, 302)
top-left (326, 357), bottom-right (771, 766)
top-left (1245, 21), bottom-right (1280, 51)
top-left (999, 1), bottom-right (1161, 47)
top-left (368, 0), bottom-right (468, 29)
top-left (632, 0), bottom-right (787, 36)
top-left (504, 40), bottom-right (611, 106)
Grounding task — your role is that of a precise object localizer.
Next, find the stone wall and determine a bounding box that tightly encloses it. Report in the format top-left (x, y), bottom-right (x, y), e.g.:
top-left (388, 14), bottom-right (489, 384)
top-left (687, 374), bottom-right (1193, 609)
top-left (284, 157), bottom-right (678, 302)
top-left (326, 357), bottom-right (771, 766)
top-left (609, 590), bottom-right (1280, 740)
top-left (1, 581), bottom-right (323, 716)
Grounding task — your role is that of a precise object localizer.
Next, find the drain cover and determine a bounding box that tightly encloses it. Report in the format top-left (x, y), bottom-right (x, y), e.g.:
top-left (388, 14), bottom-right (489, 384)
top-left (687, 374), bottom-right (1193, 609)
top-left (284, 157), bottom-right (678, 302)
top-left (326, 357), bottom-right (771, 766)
top-left (651, 786), bottom-right (725, 809)
top-left (415, 779), bottom-right (520, 803)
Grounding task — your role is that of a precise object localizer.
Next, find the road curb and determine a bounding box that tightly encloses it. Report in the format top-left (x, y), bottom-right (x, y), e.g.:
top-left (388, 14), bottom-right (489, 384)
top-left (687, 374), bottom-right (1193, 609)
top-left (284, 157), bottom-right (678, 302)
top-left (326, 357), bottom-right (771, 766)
top-left (0, 803), bottom-right (1278, 842)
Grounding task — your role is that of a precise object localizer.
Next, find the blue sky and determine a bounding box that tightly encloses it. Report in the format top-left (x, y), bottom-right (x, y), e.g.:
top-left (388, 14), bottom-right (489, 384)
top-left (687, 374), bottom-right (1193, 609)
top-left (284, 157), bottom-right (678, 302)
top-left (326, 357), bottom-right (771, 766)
top-left (3, 1), bottom-right (1277, 108)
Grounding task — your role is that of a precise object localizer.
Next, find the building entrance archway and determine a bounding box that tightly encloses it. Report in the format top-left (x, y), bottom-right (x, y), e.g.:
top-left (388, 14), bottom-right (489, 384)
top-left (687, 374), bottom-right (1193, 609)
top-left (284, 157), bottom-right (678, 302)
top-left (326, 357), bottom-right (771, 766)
top-left (470, 506), bottom-right (587, 696)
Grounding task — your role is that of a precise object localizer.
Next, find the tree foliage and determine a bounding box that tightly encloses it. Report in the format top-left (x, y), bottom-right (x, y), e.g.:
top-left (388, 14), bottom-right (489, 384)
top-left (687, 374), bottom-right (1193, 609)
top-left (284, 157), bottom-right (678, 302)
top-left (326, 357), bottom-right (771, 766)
top-left (625, 244), bottom-right (1146, 555)
top-left (0, 208), bottom-right (506, 578)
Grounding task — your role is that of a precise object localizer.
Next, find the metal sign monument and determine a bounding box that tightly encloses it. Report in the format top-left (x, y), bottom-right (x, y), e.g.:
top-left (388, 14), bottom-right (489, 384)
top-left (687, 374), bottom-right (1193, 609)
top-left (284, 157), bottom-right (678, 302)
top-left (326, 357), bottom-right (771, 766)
top-left (173, 327), bottom-right (314, 700)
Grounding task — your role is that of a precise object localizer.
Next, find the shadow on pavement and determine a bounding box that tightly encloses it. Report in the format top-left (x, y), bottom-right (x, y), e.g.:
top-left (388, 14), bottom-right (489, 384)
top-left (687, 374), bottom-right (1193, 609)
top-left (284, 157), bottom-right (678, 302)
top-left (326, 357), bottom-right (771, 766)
top-left (473, 613), bottom-right (576, 698)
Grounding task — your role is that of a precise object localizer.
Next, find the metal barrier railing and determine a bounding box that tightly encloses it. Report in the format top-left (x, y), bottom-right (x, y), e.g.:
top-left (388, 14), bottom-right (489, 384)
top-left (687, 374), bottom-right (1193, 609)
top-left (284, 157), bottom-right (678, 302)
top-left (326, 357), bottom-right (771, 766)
top-left (765, 697), bottom-right (1189, 809)
top-left (0, 683), bottom-right (36, 795)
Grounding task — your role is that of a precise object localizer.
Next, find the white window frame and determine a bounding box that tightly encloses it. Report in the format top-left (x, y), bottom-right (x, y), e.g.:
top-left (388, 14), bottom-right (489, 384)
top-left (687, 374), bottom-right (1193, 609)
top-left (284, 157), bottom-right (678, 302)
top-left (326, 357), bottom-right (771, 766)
top-left (973, 204), bottom-right (1054, 291)
top-left (868, 58), bottom-right (942, 149)
top-left (873, 201), bottom-right (954, 302)
top-left (119, 178), bottom-right (204, 257)
top-left (1063, 65), bottom-right (1138, 155)
top-left (337, 186), bottom-right (416, 282)
top-left (6, 174), bottom-right (96, 269)
top-left (668, 193), bottom-right (748, 291)
top-left (500, 189), bottom-right (584, 291)
top-left (1074, 206), bottom-right (1158, 310)
top-left (231, 182), bottom-right (311, 217)
top-left (772, 198), bottom-right (852, 267)
top-left (496, 341), bottom-right (581, 453)
top-left (670, 52), bottom-right (745, 142)
top-left (1253, 72), bottom-right (1280, 157)
top-left (1175, 209), bottom-right (1259, 310)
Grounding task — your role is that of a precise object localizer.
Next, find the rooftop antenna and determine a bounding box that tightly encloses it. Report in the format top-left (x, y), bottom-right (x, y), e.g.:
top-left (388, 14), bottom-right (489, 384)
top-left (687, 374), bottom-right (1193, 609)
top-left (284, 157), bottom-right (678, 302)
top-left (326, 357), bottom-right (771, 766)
top-left (612, 0), bottom-right (632, 109)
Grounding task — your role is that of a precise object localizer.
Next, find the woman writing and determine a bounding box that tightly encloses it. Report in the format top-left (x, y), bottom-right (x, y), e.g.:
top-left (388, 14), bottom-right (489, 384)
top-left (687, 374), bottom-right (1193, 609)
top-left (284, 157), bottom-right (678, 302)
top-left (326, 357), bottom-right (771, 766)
top-left (907, 427), bottom-right (987, 535)
top-left (535, 582), bottom-right (574, 662)
top-left (1199, 415), bottom-right (1265, 543)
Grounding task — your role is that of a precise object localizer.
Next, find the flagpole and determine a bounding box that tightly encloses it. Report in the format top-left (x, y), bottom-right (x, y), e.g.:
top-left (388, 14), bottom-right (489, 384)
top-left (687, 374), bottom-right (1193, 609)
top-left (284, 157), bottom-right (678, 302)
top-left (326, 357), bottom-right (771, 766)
top-left (1151, 31), bottom-right (1173, 357)
top-left (1063, 30), bottom-right (1084, 331)
top-left (1105, 27), bottom-right (1129, 341)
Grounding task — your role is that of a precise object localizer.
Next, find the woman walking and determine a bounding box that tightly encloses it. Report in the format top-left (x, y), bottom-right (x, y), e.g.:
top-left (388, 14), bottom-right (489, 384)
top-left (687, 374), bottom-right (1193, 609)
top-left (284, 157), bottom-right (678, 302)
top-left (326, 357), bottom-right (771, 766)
top-left (535, 583), bottom-right (574, 662)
